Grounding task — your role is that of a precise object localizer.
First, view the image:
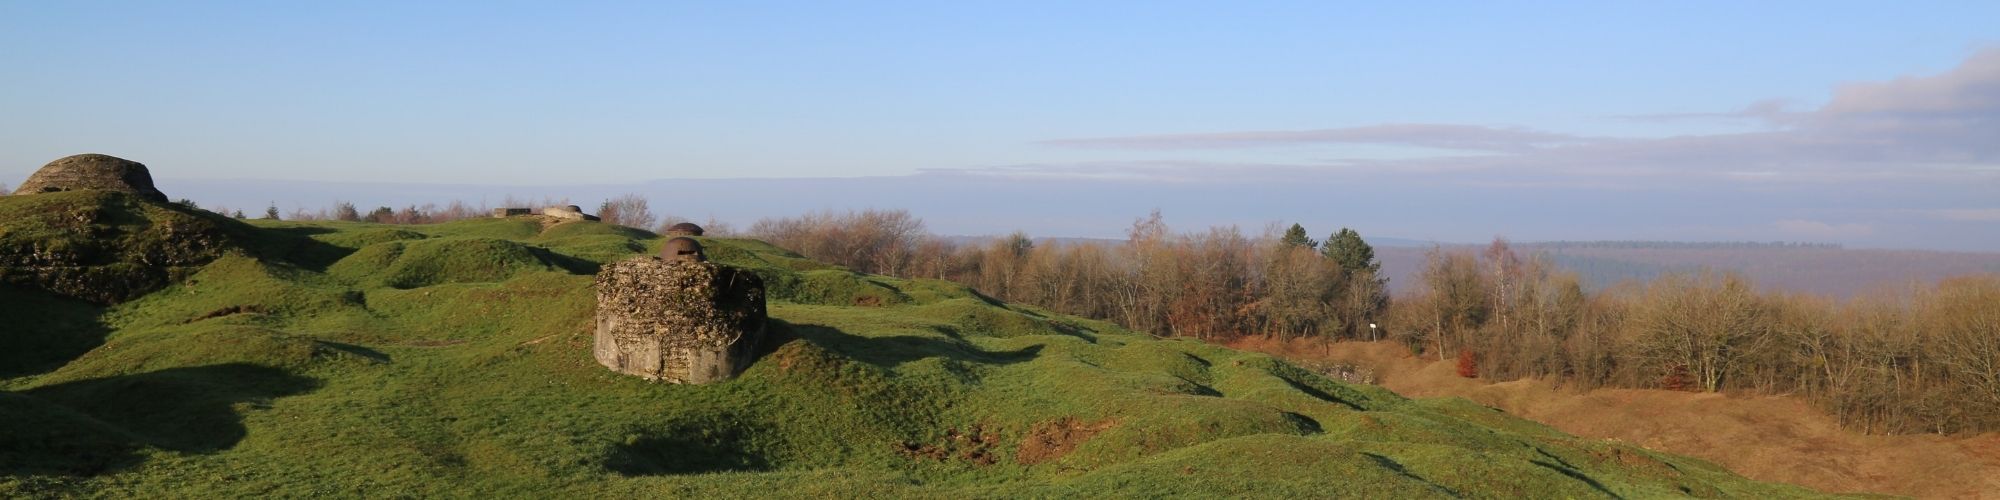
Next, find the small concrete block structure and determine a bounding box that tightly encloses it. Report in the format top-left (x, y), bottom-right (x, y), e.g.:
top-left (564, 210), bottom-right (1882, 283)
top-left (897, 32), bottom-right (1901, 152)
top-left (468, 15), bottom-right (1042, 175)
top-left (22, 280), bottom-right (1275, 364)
top-left (492, 208), bottom-right (532, 217)
top-left (594, 240), bottom-right (766, 383)
top-left (14, 153), bottom-right (169, 202)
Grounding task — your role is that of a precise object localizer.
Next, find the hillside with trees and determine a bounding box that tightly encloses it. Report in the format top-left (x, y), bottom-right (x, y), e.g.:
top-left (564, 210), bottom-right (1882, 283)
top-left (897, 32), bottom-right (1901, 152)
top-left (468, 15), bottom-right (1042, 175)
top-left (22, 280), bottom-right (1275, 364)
top-left (741, 208), bottom-right (2000, 436)
top-left (0, 192), bottom-right (1835, 497)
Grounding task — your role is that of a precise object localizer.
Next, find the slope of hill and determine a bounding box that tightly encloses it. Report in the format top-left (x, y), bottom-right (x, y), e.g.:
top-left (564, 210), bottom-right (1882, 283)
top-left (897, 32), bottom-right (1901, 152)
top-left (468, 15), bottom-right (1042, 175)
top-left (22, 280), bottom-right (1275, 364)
top-left (1, 192), bottom-right (1840, 497)
top-left (1230, 338), bottom-right (2000, 498)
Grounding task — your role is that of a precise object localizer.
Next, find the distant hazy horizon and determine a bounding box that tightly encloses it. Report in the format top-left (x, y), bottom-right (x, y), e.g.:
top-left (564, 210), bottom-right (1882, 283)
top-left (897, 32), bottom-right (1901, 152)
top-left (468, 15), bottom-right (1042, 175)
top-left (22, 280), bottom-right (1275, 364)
top-left (5, 2), bottom-right (1997, 250)
top-left (5, 171), bottom-right (1977, 253)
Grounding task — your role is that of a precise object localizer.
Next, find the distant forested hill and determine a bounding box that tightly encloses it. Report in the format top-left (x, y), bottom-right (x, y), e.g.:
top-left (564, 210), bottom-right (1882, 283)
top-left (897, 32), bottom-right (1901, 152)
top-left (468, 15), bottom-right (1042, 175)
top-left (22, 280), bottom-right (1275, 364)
top-left (1377, 241), bottom-right (2000, 296)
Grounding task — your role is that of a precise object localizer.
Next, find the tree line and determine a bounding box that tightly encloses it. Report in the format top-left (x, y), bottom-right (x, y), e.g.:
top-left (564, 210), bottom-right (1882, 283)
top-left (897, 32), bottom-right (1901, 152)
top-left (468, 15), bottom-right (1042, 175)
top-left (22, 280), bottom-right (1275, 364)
top-left (745, 209), bottom-right (2000, 435)
top-left (217, 194), bottom-right (735, 236)
top-left (750, 209), bottom-right (1390, 343)
top-left (1392, 238), bottom-right (2000, 433)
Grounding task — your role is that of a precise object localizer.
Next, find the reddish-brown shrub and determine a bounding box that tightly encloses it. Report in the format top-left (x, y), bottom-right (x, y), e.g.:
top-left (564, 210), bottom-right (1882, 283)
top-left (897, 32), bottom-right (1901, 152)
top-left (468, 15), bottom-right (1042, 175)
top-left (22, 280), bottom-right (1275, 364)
top-left (1662, 364), bottom-right (1692, 392)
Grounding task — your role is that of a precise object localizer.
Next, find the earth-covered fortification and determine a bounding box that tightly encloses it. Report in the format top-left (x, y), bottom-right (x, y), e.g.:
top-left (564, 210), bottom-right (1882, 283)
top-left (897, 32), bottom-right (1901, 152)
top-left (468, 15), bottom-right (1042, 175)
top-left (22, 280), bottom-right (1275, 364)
top-left (1, 154), bottom-right (246, 303)
top-left (12, 154), bottom-right (169, 202)
top-left (593, 238), bottom-right (766, 383)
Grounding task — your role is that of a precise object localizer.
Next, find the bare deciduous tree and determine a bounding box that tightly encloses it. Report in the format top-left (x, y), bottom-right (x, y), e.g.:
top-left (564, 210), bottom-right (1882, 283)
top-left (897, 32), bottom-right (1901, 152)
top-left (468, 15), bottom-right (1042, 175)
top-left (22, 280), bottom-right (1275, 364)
top-left (749, 208), bottom-right (925, 275)
top-left (598, 194), bottom-right (657, 230)
top-left (335, 202), bottom-right (361, 221)
top-left (1629, 272), bottom-right (1771, 392)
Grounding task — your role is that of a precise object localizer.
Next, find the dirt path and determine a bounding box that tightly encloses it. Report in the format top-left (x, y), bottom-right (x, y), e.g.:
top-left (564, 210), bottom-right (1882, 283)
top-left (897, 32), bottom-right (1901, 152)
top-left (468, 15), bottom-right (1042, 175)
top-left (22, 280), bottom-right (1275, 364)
top-left (1228, 338), bottom-right (2000, 499)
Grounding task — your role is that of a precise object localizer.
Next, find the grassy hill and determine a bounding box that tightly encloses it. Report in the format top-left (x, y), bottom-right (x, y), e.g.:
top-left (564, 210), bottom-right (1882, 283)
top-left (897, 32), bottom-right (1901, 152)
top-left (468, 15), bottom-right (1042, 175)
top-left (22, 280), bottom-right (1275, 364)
top-left (1, 192), bottom-right (1842, 497)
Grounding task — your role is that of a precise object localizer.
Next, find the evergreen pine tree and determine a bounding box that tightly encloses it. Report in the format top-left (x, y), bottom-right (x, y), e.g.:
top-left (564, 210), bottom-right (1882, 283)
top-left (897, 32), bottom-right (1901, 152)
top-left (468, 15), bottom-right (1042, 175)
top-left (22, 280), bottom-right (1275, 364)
top-left (1322, 228), bottom-right (1381, 275)
top-left (1279, 223), bottom-right (1318, 249)
top-left (1324, 228), bottom-right (1390, 339)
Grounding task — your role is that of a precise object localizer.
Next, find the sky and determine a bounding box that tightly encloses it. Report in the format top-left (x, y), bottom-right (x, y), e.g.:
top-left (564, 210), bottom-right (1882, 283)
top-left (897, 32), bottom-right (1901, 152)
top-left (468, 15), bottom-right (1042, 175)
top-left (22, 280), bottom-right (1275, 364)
top-left (4, 2), bottom-right (1999, 249)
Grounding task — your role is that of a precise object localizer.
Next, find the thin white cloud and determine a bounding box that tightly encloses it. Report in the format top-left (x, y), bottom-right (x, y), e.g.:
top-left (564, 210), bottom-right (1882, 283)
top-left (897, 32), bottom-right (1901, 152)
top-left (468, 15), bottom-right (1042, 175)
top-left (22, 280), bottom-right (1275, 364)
top-left (1819, 51), bottom-right (2000, 116)
top-left (920, 160), bottom-right (1351, 183)
top-left (1040, 124), bottom-right (1601, 153)
top-left (1035, 48), bottom-right (2000, 185)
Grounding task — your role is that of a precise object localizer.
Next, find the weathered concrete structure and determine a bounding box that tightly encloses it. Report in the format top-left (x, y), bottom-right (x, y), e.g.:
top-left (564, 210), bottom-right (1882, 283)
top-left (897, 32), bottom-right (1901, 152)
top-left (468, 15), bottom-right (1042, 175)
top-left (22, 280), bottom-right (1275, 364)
top-left (661, 237), bottom-right (704, 261)
top-left (543, 205), bottom-right (600, 221)
top-left (492, 208), bottom-right (532, 217)
top-left (594, 239), bottom-right (766, 383)
top-left (664, 222), bottom-right (705, 237)
top-left (13, 154), bottom-right (169, 202)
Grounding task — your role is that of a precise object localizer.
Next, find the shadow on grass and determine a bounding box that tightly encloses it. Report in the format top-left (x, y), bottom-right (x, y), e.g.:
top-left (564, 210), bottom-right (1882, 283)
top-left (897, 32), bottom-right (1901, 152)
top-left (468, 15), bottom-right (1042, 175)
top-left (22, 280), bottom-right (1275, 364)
top-left (313, 341), bottom-right (393, 364)
top-left (605, 420), bottom-right (775, 476)
top-left (1278, 376), bottom-right (1365, 411)
top-left (530, 246), bottom-right (602, 275)
top-left (1532, 448), bottom-right (1621, 498)
top-left (964, 288), bottom-right (1007, 308)
top-left (763, 318), bottom-right (1043, 369)
top-left (252, 226), bottom-right (358, 272)
top-left (0, 285), bottom-right (109, 379)
top-left (20, 364), bottom-right (320, 457)
top-left (0, 392), bottom-right (144, 477)
top-left (1363, 452), bottom-right (1460, 497)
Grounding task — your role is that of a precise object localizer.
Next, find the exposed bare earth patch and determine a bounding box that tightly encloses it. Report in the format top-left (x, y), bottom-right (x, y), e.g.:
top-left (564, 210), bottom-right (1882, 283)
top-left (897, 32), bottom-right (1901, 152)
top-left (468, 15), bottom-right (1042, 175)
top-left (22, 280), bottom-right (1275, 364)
top-left (896, 425), bottom-right (1000, 465)
top-left (1229, 337), bottom-right (2000, 499)
top-left (1015, 417), bottom-right (1116, 465)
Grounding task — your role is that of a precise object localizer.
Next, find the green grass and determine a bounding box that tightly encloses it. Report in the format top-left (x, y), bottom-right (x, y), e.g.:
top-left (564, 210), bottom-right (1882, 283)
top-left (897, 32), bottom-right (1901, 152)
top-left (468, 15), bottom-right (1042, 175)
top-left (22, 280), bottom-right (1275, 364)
top-left (0, 194), bottom-right (1847, 498)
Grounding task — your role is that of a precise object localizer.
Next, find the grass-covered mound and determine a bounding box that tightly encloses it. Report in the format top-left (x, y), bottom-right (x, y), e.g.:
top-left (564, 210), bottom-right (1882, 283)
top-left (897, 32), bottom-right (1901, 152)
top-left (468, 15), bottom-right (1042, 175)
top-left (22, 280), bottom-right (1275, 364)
top-left (0, 197), bottom-right (1844, 497)
top-left (0, 192), bottom-right (261, 303)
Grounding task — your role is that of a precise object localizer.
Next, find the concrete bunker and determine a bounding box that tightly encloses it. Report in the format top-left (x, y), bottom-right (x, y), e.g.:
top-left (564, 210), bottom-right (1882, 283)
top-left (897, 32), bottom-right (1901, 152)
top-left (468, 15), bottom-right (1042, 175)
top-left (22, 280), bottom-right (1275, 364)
top-left (13, 153), bottom-right (169, 202)
top-left (664, 222), bottom-right (705, 237)
top-left (543, 205), bottom-right (600, 221)
top-left (594, 238), bottom-right (766, 383)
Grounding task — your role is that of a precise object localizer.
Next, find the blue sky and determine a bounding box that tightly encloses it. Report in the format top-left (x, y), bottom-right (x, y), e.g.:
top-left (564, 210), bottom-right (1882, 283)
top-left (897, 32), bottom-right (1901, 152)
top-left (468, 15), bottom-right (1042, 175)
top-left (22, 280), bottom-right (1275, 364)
top-left (4, 2), bottom-right (1999, 249)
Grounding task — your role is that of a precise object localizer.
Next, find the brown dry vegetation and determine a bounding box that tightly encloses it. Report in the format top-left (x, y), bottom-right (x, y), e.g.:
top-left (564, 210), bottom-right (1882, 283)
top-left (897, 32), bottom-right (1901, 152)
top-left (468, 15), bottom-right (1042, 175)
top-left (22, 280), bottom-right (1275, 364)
top-left (1016, 417), bottom-right (1117, 465)
top-left (1231, 337), bottom-right (2000, 499)
top-left (1389, 243), bottom-right (2000, 435)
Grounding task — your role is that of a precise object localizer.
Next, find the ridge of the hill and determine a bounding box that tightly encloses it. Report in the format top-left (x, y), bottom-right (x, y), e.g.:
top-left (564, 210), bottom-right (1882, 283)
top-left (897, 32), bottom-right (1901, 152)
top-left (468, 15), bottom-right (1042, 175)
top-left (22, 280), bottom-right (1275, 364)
top-left (0, 195), bottom-right (1842, 497)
